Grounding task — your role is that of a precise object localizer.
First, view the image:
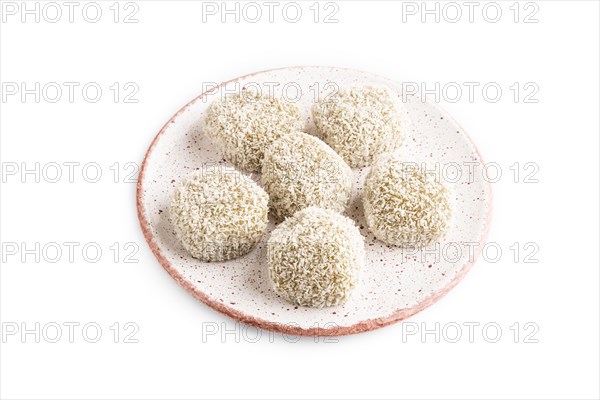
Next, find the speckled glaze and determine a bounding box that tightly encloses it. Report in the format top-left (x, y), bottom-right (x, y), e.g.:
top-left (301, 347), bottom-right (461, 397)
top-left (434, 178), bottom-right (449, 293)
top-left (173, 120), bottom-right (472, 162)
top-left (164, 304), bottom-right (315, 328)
top-left (137, 66), bottom-right (493, 336)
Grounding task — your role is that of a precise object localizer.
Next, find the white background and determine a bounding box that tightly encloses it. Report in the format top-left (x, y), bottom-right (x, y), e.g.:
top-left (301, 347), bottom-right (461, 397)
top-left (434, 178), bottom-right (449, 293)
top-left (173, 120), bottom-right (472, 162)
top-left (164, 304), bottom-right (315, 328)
top-left (1, 1), bottom-right (599, 399)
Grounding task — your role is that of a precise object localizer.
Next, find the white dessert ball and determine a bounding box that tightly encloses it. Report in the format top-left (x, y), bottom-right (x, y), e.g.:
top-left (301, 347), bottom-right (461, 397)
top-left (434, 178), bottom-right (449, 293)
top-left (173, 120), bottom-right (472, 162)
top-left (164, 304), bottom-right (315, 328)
top-left (267, 207), bottom-right (365, 308)
top-left (203, 91), bottom-right (303, 172)
top-left (312, 86), bottom-right (406, 168)
top-left (261, 131), bottom-right (353, 220)
top-left (170, 169), bottom-right (269, 262)
top-left (363, 153), bottom-right (451, 247)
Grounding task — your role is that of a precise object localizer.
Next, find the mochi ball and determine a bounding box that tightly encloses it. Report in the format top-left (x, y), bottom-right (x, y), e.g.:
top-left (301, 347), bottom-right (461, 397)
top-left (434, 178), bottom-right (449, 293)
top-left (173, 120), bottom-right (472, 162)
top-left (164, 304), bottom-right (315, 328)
top-left (170, 169), bottom-right (269, 261)
top-left (267, 207), bottom-right (365, 308)
top-left (312, 86), bottom-right (406, 168)
top-left (261, 131), bottom-right (353, 220)
top-left (363, 152), bottom-right (451, 247)
top-left (204, 91), bottom-right (304, 172)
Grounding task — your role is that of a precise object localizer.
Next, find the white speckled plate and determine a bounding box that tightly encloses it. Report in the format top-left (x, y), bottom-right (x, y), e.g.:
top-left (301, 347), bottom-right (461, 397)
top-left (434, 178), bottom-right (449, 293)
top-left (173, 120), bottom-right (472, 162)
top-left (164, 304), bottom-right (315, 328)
top-left (137, 66), bottom-right (492, 336)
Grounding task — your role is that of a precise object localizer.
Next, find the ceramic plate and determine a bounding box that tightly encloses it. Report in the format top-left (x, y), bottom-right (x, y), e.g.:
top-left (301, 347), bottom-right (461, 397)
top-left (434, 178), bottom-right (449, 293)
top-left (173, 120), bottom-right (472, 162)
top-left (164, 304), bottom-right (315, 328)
top-left (137, 66), bottom-right (492, 336)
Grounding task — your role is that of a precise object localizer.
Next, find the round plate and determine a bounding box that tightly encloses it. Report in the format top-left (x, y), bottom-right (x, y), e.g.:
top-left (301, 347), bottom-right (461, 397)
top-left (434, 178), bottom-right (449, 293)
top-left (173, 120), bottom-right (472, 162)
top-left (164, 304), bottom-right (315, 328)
top-left (137, 66), bottom-right (492, 336)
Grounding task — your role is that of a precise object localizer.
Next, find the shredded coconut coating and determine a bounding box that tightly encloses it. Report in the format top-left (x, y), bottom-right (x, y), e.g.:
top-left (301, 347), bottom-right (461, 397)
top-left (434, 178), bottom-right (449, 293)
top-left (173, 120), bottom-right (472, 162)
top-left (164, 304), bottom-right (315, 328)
top-left (267, 207), bottom-right (365, 308)
top-left (363, 153), bottom-right (451, 247)
top-left (261, 132), bottom-right (353, 220)
top-left (170, 170), bottom-right (269, 262)
top-left (203, 91), bottom-right (304, 172)
top-left (311, 86), bottom-right (406, 168)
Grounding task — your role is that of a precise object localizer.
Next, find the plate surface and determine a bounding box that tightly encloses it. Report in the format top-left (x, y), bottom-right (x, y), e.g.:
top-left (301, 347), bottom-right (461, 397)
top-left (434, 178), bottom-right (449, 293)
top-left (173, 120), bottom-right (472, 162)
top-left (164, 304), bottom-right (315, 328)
top-left (137, 66), bottom-right (492, 336)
